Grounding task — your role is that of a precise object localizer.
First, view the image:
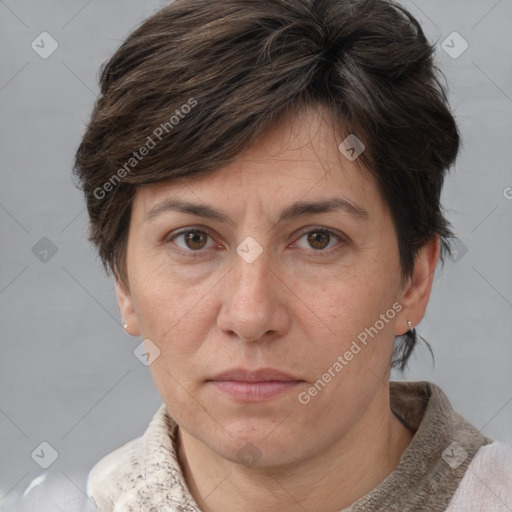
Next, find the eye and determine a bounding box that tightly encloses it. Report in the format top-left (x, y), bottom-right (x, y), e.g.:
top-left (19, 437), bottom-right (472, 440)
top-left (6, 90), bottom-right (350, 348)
top-left (170, 229), bottom-right (216, 252)
top-left (294, 228), bottom-right (345, 253)
top-left (167, 227), bottom-right (347, 257)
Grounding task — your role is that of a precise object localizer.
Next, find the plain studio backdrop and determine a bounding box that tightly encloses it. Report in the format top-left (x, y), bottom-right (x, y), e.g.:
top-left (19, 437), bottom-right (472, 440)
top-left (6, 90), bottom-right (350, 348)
top-left (1, 0), bottom-right (511, 508)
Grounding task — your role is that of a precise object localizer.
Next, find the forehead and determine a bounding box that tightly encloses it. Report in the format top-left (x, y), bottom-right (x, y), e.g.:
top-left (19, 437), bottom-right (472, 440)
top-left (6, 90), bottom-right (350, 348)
top-left (132, 105), bottom-right (382, 218)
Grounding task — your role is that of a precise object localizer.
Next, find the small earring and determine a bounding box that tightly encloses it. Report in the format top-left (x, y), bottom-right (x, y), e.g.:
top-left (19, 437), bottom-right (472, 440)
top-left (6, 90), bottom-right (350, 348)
top-left (122, 319), bottom-right (128, 329)
top-left (408, 321), bottom-right (414, 333)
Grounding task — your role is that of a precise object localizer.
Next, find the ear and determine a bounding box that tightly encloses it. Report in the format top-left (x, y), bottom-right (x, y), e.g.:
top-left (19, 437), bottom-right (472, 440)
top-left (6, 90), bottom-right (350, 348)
top-left (395, 236), bottom-right (440, 335)
top-left (115, 280), bottom-right (141, 336)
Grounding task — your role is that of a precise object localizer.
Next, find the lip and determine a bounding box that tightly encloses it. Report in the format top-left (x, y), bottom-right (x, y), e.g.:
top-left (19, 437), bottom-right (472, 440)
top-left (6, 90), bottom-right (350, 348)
top-left (210, 368), bottom-right (302, 382)
top-left (207, 368), bottom-right (304, 402)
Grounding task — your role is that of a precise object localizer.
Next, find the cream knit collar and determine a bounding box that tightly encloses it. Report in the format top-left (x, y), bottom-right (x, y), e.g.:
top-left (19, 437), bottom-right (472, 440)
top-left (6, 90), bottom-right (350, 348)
top-left (90, 381), bottom-right (492, 512)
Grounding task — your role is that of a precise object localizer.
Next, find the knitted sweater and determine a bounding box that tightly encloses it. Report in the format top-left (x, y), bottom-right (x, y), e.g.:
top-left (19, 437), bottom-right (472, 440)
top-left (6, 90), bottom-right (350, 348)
top-left (88, 381), bottom-right (512, 511)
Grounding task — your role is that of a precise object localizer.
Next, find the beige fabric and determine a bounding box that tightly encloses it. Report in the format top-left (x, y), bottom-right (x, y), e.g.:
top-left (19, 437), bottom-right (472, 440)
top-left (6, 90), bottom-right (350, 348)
top-left (343, 382), bottom-right (493, 511)
top-left (445, 441), bottom-right (512, 511)
top-left (88, 381), bottom-right (496, 512)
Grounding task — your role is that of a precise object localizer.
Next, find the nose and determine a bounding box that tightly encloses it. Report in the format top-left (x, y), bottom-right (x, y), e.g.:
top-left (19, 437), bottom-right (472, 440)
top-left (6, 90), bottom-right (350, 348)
top-left (216, 243), bottom-right (290, 343)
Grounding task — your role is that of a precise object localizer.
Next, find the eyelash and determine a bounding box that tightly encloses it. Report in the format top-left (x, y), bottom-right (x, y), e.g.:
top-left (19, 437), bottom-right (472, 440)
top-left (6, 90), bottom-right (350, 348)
top-left (166, 226), bottom-right (348, 258)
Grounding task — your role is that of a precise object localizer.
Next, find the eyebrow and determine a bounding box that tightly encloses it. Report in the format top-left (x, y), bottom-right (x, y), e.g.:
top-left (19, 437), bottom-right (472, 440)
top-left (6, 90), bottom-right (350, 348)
top-left (144, 197), bottom-right (369, 225)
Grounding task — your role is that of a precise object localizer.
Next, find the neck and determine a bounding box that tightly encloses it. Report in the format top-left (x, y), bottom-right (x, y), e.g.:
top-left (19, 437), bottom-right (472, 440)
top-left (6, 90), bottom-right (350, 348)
top-left (177, 389), bottom-right (414, 512)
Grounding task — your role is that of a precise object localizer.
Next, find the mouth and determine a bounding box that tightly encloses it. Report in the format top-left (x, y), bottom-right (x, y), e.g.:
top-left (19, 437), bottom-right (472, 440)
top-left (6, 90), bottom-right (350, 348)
top-left (207, 368), bottom-right (305, 402)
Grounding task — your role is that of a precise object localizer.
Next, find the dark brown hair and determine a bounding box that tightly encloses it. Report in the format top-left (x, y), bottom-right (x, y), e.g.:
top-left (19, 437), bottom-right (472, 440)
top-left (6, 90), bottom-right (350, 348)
top-left (73, 0), bottom-right (460, 369)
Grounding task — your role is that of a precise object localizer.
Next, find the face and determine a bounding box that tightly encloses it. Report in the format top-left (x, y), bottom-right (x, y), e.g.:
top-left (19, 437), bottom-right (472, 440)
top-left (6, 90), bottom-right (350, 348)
top-left (117, 106), bottom-right (434, 467)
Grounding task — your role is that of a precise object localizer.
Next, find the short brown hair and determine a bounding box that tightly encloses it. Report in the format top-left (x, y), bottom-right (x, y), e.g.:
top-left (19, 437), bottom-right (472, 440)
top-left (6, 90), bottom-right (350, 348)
top-left (74, 0), bottom-right (460, 369)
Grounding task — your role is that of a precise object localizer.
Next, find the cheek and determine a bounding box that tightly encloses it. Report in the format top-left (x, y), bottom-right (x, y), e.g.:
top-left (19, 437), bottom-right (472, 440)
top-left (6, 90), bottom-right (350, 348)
top-left (293, 280), bottom-right (399, 431)
top-left (295, 262), bottom-right (401, 383)
top-left (129, 271), bottom-right (211, 379)
top-left (131, 251), bottom-right (198, 324)
top-left (300, 259), bottom-right (398, 334)
top-left (136, 277), bottom-right (214, 414)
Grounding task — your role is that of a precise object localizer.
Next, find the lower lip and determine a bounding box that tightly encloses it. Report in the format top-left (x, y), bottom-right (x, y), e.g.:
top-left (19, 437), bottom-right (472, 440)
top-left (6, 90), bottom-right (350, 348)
top-left (209, 380), bottom-right (302, 402)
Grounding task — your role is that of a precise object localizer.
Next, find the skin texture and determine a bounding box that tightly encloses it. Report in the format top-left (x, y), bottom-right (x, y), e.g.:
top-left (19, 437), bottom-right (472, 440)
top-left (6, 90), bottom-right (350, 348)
top-left (116, 105), bottom-right (439, 512)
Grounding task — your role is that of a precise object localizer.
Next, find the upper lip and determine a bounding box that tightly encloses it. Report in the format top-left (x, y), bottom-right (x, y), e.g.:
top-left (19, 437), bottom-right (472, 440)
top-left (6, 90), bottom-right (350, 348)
top-left (209, 368), bottom-right (303, 382)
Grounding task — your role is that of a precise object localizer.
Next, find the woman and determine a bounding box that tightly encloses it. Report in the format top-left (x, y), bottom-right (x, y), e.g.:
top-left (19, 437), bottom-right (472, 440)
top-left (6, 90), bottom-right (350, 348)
top-left (73, 0), bottom-right (512, 510)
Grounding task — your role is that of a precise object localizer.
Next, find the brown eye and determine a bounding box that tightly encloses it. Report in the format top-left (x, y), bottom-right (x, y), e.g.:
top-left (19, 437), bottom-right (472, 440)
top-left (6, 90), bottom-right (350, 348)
top-left (183, 230), bottom-right (209, 250)
top-left (293, 228), bottom-right (346, 255)
top-left (170, 229), bottom-right (214, 253)
top-left (307, 230), bottom-right (332, 250)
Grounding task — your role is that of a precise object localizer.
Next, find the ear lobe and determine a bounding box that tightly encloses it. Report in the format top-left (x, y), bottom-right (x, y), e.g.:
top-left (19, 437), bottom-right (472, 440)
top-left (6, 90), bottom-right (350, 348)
top-left (395, 236), bottom-right (440, 336)
top-left (115, 280), bottom-right (141, 336)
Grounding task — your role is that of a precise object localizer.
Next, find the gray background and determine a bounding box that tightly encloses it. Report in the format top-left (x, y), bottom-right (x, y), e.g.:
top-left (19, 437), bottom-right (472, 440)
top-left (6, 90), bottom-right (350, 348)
top-left (1, 0), bottom-right (511, 509)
